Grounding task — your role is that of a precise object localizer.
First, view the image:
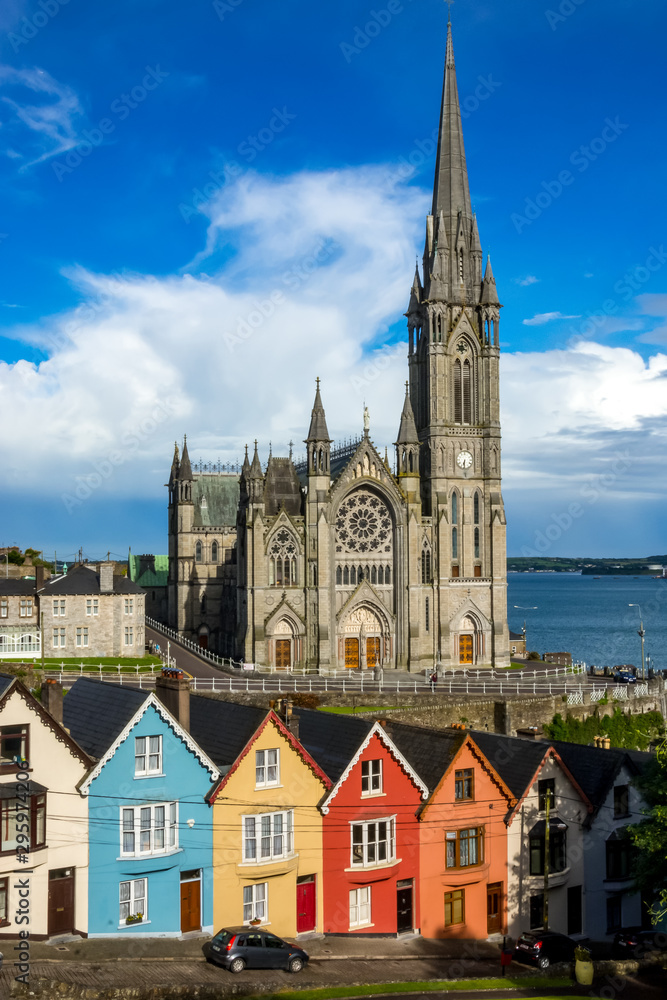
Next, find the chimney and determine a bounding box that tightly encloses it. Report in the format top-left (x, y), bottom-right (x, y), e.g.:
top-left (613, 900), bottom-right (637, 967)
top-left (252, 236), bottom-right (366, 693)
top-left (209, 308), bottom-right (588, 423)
top-left (99, 562), bottom-right (114, 594)
top-left (34, 565), bottom-right (45, 591)
top-left (277, 698), bottom-right (299, 739)
top-left (42, 678), bottom-right (64, 726)
top-left (155, 669), bottom-right (190, 732)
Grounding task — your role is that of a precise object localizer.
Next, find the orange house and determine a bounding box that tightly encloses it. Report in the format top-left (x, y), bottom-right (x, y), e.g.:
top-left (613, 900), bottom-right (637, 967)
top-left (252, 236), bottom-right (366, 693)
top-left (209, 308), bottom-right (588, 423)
top-left (417, 734), bottom-right (516, 940)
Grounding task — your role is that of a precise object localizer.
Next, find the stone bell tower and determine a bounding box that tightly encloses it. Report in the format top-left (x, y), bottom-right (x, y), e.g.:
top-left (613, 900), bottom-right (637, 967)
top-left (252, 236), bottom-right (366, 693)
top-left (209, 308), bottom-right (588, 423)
top-left (406, 15), bottom-right (509, 667)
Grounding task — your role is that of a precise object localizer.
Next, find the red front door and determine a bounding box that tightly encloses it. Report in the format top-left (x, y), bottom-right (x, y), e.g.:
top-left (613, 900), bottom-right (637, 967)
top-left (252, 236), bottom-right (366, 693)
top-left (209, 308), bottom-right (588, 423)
top-left (296, 876), bottom-right (316, 933)
top-left (198, 634), bottom-right (208, 649)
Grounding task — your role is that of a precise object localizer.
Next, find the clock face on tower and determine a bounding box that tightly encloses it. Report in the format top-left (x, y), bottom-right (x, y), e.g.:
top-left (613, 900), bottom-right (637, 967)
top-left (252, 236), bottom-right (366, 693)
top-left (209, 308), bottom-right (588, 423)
top-left (457, 450), bottom-right (473, 470)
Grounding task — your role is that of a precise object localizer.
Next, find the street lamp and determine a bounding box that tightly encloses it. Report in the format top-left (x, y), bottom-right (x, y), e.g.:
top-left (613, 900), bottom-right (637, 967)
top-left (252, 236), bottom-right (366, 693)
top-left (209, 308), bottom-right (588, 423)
top-left (513, 605), bottom-right (538, 651)
top-left (628, 604), bottom-right (646, 680)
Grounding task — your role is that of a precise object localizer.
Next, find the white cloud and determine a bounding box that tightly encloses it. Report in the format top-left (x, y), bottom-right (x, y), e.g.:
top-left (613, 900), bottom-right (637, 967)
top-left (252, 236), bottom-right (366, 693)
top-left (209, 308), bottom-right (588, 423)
top-left (523, 311), bottom-right (581, 326)
top-left (515, 275), bottom-right (540, 286)
top-left (0, 66), bottom-right (83, 166)
top-left (2, 167), bottom-right (666, 522)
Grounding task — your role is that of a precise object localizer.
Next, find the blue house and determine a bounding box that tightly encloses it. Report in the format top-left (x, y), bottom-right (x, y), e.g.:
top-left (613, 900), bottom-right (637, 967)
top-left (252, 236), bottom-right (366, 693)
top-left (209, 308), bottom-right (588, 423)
top-left (65, 675), bottom-right (220, 937)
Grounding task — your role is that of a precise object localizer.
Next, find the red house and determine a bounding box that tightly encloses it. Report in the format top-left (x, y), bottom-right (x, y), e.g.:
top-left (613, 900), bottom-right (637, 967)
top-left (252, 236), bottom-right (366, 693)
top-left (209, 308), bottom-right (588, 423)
top-left (320, 721), bottom-right (428, 935)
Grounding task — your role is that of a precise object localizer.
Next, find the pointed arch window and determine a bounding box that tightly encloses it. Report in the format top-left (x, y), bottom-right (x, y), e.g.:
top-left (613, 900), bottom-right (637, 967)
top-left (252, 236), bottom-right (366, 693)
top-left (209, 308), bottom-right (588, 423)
top-left (211, 541), bottom-right (219, 563)
top-left (474, 492), bottom-right (480, 525)
top-left (343, 566), bottom-right (349, 585)
top-left (371, 566), bottom-right (377, 585)
top-left (269, 528), bottom-right (298, 587)
top-left (351, 566), bottom-right (357, 585)
top-left (336, 566), bottom-right (343, 586)
top-left (474, 527), bottom-right (480, 560)
top-left (453, 359), bottom-right (462, 424)
top-left (385, 565), bottom-right (391, 585)
top-left (200, 594), bottom-right (206, 615)
top-left (378, 565), bottom-right (384, 585)
top-left (195, 541), bottom-right (203, 564)
top-left (452, 527), bottom-right (458, 560)
top-left (451, 491), bottom-right (459, 525)
top-left (421, 543), bottom-right (432, 584)
top-left (462, 359), bottom-right (472, 423)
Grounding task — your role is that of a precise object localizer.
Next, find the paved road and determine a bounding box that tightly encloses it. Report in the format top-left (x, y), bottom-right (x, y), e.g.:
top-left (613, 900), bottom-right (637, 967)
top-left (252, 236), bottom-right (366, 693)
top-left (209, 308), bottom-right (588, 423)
top-left (146, 626), bottom-right (224, 680)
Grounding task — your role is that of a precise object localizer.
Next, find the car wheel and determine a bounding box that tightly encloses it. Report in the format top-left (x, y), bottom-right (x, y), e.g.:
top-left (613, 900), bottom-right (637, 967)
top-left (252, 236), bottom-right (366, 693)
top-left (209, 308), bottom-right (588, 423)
top-left (537, 955), bottom-right (550, 970)
top-left (229, 958), bottom-right (246, 974)
top-left (288, 957), bottom-right (304, 974)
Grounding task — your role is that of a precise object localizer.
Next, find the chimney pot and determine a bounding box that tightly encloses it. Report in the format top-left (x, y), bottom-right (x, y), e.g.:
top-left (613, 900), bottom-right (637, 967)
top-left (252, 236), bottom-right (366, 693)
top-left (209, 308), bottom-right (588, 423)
top-left (155, 672), bottom-right (190, 732)
top-left (42, 678), bottom-right (64, 726)
top-left (99, 562), bottom-right (114, 593)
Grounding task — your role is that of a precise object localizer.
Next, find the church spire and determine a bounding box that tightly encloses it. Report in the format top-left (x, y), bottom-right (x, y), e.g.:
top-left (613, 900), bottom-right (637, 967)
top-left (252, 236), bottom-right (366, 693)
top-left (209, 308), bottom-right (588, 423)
top-left (178, 435), bottom-right (192, 481)
top-left (249, 440), bottom-right (263, 479)
top-left (481, 255), bottom-right (500, 305)
top-left (306, 377), bottom-right (331, 443)
top-left (431, 19), bottom-right (472, 234)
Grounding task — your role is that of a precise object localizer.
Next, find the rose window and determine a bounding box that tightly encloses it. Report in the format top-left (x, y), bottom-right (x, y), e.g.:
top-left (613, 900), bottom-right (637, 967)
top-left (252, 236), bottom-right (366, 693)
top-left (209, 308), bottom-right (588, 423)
top-left (336, 490), bottom-right (392, 554)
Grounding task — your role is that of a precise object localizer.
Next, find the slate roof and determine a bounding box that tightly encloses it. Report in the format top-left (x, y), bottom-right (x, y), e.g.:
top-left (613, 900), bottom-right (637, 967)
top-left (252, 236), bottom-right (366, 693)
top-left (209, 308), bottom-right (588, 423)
top-left (465, 730), bottom-right (550, 800)
top-left (0, 579), bottom-right (36, 596)
top-left (294, 708), bottom-right (374, 783)
top-left (42, 566), bottom-right (143, 596)
top-left (192, 476), bottom-right (239, 528)
top-left (188, 696), bottom-right (267, 770)
top-left (64, 678), bottom-right (147, 759)
top-left (545, 739), bottom-right (651, 814)
top-left (128, 554), bottom-right (169, 588)
top-left (380, 721), bottom-right (466, 792)
top-left (0, 675), bottom-right (15, 698)
top-left (264, 457), bottom-right (302, 517)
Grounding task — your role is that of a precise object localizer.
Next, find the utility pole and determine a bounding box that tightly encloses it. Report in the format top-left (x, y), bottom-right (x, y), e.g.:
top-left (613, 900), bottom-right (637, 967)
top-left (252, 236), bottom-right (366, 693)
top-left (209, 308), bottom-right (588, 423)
top-left (40, 611), bottom-right (45, 671)
top-left (629, 604), bottom-right (646, 680)
top-left (543, 787), bottom-right (551, 931)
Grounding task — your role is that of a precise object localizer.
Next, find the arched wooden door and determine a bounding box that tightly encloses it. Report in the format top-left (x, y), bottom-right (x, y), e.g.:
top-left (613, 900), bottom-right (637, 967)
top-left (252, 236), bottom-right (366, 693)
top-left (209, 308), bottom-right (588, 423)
top-left (459, 634), bottom-right (473, 664)
top-left (275, 639), bottom-right (291, 670)
top-left (345, 637), bottom-right (359, 669)
top-left (366, 637), bottom-right (380, 669)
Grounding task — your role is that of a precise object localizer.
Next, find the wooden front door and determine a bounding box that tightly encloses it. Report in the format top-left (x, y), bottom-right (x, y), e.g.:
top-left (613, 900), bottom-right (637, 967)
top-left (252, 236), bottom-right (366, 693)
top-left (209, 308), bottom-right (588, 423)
top-left (296, 876), bottom-right (316, 933)
top-left (48, 868), bottom-right (75, 936)
top-left (487, 882), bottom-right (502, 935)
top-left (275, 639), bottom-right (291, 670)
top-left (180, 873), bottom-right (201, 933)
top-left (198, 634), bottom-right (208, 649)
top-left (397, 882), bottom-right (413, 933)
top-left (345, 637), bottom-right (359, 668)
top-left (366, 637), bottom-right (380, 670)
top-left (459, 634), bottom-right (473, 664)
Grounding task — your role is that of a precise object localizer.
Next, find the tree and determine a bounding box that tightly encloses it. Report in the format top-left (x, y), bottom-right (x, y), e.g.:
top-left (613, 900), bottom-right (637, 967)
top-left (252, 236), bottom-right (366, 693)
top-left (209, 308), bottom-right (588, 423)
top-left (628, 740), bottom-right (667, 922)
top-left (6, 549), bottom-right (24, 566)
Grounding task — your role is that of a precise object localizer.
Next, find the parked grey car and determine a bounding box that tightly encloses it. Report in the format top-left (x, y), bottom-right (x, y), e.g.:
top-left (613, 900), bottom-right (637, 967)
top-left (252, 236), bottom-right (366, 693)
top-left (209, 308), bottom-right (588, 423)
top-left (204, 927), bottom-right (308, 974)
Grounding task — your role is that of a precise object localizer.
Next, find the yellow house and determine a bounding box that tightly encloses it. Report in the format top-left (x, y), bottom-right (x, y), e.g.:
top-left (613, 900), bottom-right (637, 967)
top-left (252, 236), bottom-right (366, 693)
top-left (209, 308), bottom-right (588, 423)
top-left (207, 709), bottom-right (331, 938)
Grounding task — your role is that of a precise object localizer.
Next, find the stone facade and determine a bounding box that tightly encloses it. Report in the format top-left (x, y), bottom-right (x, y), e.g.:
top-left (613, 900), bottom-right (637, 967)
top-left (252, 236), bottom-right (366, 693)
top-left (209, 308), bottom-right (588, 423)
top-left (42, 564), bottom-right (145, 659)
top-left (167, 23), bottom-right (510, 673)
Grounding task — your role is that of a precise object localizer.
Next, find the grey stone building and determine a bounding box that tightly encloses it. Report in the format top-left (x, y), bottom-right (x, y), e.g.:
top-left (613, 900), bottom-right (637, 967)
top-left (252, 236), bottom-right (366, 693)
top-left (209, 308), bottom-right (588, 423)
top-left (167, 22), bottom-right (510, 672)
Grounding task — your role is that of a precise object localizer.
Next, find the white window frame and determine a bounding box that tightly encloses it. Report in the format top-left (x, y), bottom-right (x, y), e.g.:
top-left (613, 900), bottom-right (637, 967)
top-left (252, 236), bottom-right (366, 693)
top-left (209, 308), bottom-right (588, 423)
top-left (242, 882), bottom-right (267, 924)
top-left (120, 802), bottom-right (177, 857)
top-left (52, 627), bottom-right (66, 648)
top-left (134, 735), bottom-right (162, 777)
top-left (349, 886), bottom-right (371, 928)
top-left (243, 810), bottom-right (293, 863)
top-left (361, 759), bottom-right (383, 796)
top-left (124, 598), bottom-right (134, 615)
top-left (0, 599), bottom-right (6, 618)
top-left (53, 599), bottom-right (65, 617)
top-left (76, 627), bottom-right (89, 648)
top-left (86, 598), bottom-right (99, 616)
top-left (19, 599), bottom-right (32, 618)
top-left (119, 878), bottom-right (147, 924)
top-left (124, 626), bottom-right (133, 646)
top-left (350, 816), bottom-right (396, 868)
top-left (255, 748), bottom-right (280, 788)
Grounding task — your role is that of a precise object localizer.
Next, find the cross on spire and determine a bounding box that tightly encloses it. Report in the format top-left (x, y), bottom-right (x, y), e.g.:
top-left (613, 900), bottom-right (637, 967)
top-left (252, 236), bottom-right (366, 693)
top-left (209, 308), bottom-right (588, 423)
top-left (445, 0), bottom-right (454, 24)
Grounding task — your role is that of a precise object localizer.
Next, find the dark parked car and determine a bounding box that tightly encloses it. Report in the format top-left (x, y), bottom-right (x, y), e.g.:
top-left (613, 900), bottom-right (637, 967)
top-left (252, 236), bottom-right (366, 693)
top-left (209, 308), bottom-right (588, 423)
top-left (613, 927), bottom-right (667, 959)
top-left (513, 931), bottom-right (577, 970)
top-left (613, 671), bottom-right (636, 683)
top-left (204, 927), bottom-right (309, 974)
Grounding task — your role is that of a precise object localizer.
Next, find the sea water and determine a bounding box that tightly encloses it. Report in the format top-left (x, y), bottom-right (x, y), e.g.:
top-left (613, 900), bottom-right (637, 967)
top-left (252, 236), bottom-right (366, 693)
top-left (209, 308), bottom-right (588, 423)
top-left (507, 573), bottom-right (667, 672)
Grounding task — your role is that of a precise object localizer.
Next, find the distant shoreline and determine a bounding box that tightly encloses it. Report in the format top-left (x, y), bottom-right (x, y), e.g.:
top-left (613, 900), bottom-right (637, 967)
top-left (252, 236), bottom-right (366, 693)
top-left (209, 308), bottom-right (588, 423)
top-left (507, 556), bottom-right (666, 575)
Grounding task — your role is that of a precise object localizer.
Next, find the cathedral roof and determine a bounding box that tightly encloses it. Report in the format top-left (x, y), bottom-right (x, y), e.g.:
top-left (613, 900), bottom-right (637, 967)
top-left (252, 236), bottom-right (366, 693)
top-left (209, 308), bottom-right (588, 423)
top-left (128, 553), bottom-right (169, 588)
top-left (264, 456), bottom-right (302, 516)
top-left (192, 476), bottom-right (240, 527)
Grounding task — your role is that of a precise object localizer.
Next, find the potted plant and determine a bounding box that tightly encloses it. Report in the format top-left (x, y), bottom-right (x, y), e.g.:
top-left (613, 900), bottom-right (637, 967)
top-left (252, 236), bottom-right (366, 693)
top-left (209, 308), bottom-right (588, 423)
top-left (249, 917), bottom-right (261, 926)
top-left (126, 912), bottom-right (143, 925)
top-left (575, 945), bottom-right (594, 986)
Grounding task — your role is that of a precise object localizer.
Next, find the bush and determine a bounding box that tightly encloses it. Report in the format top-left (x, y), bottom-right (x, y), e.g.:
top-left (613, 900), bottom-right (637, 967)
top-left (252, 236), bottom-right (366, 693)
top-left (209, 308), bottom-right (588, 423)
top-left (527, 650), bottom-right (541, 661)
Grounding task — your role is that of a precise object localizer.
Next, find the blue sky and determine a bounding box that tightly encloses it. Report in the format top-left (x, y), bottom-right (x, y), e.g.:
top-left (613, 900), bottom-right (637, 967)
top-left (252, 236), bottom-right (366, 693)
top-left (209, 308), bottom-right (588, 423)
top-left (0, 0), bottom-right (666, 562)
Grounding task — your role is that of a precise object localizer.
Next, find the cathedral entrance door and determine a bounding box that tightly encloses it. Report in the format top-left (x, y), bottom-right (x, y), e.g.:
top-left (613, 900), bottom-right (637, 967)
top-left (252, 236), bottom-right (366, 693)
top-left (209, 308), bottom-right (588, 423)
top-left (366, 637), bottom-right (380, 670)
top-left (275, 639), bottom-right (291, 670)
top-left (198, 634), bottom-right (208, 650)
top-left (459, 634), bottom-right (473, 664)
top-left (345, 637), bottom-right (359, 669)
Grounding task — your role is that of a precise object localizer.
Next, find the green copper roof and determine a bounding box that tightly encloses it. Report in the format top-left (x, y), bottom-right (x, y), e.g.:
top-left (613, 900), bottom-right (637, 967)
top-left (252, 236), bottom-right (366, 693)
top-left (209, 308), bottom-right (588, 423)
top-left (128, 554), bottom-right (169, 587)
top-left (193, 475), bottom-right (240, 527)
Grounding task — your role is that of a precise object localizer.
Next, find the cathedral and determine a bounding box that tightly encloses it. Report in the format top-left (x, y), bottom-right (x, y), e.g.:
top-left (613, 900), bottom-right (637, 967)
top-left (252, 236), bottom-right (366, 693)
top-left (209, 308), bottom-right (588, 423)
top-left (167, 20), bottom-right (510, 672)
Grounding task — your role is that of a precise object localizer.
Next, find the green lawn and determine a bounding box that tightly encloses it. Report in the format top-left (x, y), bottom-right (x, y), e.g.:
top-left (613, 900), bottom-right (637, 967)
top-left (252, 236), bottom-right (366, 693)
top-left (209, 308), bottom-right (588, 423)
top-left (0, 655), bottom-right (161, 672)
top-left (249, 978), bottom-right (575, 1000)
